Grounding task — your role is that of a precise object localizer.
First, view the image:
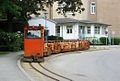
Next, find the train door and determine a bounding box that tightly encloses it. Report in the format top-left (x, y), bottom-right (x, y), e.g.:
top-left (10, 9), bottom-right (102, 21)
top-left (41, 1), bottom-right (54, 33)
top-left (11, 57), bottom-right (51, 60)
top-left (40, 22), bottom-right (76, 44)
top-left (24, 25), bottom-right (44, 62)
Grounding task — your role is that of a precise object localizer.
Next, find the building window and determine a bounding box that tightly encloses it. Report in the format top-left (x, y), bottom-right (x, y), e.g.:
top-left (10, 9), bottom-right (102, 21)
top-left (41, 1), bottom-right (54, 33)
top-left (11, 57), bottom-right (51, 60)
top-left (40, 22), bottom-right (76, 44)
top-left (79, 26), bottom-right (85, 34)
top-left (56, 25), bottom-right (60, 36)
top-left (87, 26), bottom-right (91, 34)
top-left (91, 2), bottom-right (96, 14)
top-left (102, 27), bottom-right (107, 34)
top-left (95, 26), bottom-right (100, 34)
top-left (67, 25), bottom-right (73, 34)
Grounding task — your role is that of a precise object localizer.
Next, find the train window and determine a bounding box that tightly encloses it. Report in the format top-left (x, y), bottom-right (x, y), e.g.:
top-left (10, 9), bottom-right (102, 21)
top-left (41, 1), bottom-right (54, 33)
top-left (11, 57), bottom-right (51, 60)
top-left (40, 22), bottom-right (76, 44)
top-left (25, 30), bottom-right (42, 39)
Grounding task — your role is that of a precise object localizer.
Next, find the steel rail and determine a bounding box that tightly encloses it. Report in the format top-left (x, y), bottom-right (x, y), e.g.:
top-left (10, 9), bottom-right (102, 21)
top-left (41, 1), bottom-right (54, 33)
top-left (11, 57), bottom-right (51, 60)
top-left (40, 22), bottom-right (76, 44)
top-left (39, 63), bottom-right (73, 81)
top-left (29, 63), bottom-right (59, 81)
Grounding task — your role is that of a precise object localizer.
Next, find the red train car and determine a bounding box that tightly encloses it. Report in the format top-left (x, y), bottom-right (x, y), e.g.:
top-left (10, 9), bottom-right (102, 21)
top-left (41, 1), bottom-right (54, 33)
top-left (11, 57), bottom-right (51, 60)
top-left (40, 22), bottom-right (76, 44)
top-left (23, 25), bottom-right (90, 62)
top-left (23, 24), bottom-right (44, 62)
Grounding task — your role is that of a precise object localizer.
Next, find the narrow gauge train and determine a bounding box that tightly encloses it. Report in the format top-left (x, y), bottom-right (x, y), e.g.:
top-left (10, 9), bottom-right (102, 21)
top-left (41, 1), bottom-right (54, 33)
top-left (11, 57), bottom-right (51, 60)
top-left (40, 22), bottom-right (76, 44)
top-left (23, 25), bottom-right (90, 62)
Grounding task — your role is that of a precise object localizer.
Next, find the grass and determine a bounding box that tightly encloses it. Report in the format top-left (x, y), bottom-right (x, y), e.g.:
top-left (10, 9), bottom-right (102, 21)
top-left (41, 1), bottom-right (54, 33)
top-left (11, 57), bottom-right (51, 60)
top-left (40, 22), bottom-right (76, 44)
top-left (0, 51), bottom-right (9, 55)
top-left (20, 54), bottom-right (24, 57)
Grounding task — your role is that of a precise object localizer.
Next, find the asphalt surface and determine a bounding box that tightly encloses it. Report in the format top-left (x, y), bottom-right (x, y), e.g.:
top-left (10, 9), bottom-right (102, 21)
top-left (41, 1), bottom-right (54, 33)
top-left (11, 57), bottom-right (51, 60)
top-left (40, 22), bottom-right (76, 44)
top-left (44, 46), bottom-right (120, 81)
top-left (0, 51), bottom-right (30, 81)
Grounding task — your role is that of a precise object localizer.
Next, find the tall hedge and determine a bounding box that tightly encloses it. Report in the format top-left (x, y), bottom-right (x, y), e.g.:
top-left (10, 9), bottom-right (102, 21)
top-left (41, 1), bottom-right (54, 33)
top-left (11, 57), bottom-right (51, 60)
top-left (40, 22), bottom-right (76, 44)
top-left (0, 32), bottom-right (24, 51)
top-left (111, 37), bottom-right (120, 45)
top-left (100, 37), bottom-right (107, 45)
top-left (100, 37), bottom-right (120, 45)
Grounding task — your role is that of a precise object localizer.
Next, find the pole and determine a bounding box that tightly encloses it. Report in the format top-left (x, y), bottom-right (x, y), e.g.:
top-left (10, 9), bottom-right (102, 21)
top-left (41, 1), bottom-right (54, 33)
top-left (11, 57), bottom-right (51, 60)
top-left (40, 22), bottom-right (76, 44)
top-left (44, 11), bottom-right (48, 41)
top-left (45, 17), bottom-right (47, 41)
top-left (113, 35), bottom-right (114, 45)
top-left (106, 37), bottom-right (107, 45)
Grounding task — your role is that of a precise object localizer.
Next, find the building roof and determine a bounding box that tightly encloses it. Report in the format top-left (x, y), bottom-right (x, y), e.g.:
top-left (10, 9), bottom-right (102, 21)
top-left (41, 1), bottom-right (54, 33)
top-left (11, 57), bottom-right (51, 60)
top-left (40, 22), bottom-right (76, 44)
top-left (52, 18), bottom-right (111, 26)
top-left (52, 18), bottom-right (80, 24)
top-left (79, 20), bottom-right (111, 26)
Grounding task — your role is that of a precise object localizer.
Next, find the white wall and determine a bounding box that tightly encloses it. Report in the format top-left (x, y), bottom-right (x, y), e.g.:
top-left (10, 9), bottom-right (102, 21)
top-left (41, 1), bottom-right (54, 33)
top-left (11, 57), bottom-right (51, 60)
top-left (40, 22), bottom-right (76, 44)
top-left (28, 17), bottom-right (56, 36)
top-left (61, 23), bottom-right (79, 40)
top-left (85, 25), bottom-right (108, 38)
top-left (59, 23), bottom-right (108, 40)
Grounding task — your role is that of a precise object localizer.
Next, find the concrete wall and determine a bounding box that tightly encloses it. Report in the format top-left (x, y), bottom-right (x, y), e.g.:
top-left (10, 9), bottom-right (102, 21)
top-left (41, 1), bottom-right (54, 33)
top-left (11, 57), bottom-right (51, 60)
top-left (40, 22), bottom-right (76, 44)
top-left (88, 0), bottom-right (97, 21)
top-left (97, 0), bottom-right (120, 37)
top-left (88, 0), bottom-right (120, 37)
top-left (52, 0), bottom-right (88, 20)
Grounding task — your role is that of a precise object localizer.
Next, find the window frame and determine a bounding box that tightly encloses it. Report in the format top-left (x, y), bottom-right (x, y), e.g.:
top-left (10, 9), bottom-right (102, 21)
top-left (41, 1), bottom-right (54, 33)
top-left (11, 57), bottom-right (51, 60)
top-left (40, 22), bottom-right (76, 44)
top-left (91, 2), bottom-right (96, 14)
top-left (66, 25), bottom-right (73, 34)
top-left (95, 26), bottom-right (100, 34)
top-left (87, 26), bottom-right (91, 34)
top-left (79, 26), bottom-right (85, 34)
top-left (25, 30), bottom-right (42, 39)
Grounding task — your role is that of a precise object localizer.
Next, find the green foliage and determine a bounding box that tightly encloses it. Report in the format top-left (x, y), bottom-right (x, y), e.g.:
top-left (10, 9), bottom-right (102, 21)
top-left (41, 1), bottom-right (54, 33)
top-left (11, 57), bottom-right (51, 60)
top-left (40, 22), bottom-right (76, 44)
top-left (100, 37), bottom-right (107, 45)
top-left (0, 0), bottom-right (85, 32)
top-left (0, 0), bottom-right (22, 19)
top-left (86, 37), bottom-right (100, 45)
top-left (0, 32), bottom-right (24, 51)
top-left (15, 0), bottom-right (84, 19)
top-left (100, 37), bottom-right (120, 45)
top-left (0, 52), bottom-right (9, 55)
top-left (111, 37), bottom-right (120, 45)
top-left (47, 35), bottom-right (63, 40)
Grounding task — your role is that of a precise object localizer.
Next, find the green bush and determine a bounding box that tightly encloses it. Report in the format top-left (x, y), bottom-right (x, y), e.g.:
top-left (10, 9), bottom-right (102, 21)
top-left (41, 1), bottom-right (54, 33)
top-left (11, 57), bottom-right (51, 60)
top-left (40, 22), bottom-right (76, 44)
top-left (47, 35), bottom-right (63, 41)
top-left (111, 37), bottom-right (120, 45)
top-left (100, 37), bottom-right (120, 45)
top-left (0, 32), bottom-right (24, 51)
top-left (100, 37), bottom-right (107, 45)
top-left (86, 37), bottom-right (100, 45)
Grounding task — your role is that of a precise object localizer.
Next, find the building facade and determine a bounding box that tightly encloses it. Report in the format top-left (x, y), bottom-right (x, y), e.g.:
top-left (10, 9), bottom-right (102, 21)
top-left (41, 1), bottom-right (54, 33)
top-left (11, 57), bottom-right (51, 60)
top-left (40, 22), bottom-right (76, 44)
top-left (46, 0), bottom-right (120, 37)
top-left (53, 18), bottom-right (109, 41)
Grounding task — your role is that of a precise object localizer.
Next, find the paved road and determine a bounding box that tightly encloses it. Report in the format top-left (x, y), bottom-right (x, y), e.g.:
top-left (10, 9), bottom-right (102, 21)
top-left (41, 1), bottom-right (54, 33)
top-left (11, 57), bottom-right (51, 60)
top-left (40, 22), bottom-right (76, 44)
top-left (0, 51), bottom-right (30, 81)
top-left (44, 46), bottom-right (120, 81)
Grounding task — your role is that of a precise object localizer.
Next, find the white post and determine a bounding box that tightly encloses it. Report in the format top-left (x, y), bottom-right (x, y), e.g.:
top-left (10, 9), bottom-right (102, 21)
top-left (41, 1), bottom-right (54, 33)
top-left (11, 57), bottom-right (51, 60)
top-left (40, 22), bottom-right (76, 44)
top-left (44, 11), bottom-right (48, 41)
top-left (106, 36), bottom-right (107, 45)
top-left (112, 31), bottom-right (115, 45)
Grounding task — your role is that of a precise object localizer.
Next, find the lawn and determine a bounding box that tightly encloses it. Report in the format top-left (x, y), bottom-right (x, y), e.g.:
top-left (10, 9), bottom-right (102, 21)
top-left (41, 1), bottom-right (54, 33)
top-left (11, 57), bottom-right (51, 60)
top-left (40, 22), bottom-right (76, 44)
top-left (20, 54), bottom-right (24, 56)
top-left (0, 52), bottom-right (9, 55)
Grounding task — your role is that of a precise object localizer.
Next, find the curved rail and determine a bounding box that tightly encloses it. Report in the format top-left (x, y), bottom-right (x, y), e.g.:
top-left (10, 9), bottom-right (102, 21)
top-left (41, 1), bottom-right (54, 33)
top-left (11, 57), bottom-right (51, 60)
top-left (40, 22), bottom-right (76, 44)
top-left (29, 63), bottom-right (59, 81)
top-left (39, 63), bottom-right (73, 81)
top-left (29, 63), bottom-right (73, 81)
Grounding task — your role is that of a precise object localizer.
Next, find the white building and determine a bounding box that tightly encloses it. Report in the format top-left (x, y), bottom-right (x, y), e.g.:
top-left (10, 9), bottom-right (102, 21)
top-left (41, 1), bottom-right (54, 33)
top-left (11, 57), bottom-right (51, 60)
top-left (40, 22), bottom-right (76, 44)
top-left (28, 16), bottom-right (56, 36)
top-left (28, 17), bottom-right (110, 43)
top-left (53, 18), bottom-right (110, 40)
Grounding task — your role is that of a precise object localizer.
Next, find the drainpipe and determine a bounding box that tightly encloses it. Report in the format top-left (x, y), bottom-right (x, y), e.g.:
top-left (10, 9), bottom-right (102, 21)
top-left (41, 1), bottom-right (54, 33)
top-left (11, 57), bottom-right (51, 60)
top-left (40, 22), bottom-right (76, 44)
top-left (86, 0), bottom-right (89, 20)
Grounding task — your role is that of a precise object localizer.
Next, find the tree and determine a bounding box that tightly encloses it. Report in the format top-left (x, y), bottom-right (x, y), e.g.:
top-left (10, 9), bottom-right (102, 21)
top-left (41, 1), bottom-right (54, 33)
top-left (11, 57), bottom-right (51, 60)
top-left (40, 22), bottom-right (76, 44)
top-left (0, 0), bottom-right (22, 32)
top-left (15, 0), bottom-right (85, 19)
top-left (0, 0), bottom-right (22, 19)
top-left (0, 0), bottom-right (85, 32)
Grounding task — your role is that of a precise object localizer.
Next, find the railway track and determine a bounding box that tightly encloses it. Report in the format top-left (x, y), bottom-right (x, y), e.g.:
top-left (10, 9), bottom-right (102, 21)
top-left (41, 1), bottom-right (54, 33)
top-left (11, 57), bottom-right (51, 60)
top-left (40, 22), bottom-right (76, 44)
top-left (29, 62), bottom-right (73, 81)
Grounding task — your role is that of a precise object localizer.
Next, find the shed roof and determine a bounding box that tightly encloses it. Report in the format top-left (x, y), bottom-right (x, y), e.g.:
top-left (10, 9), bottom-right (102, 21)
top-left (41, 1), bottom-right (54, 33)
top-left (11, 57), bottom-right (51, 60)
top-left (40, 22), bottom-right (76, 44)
top-left (52, 18), bottom-right (111, 26)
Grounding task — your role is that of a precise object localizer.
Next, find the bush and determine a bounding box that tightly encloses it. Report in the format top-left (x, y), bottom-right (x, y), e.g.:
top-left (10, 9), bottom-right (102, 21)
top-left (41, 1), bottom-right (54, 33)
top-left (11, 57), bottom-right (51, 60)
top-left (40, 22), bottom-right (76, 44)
top-left (0, 32), bottom-right (24, 51)
top-left (86, 37), bottom-right (100, 45)
top-left (100, 37), bottom-right (120, 45)
top-left (111, 37), bottom-right (120, 45)
top-left (100, 37), bottom-right (107, 45)
top-left (47, 35), bottom-right (63, 41)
